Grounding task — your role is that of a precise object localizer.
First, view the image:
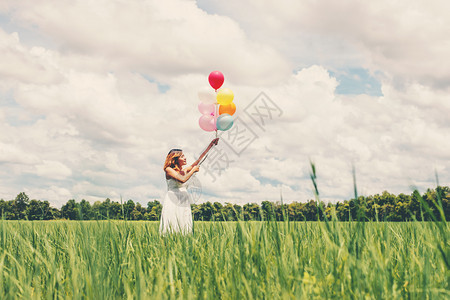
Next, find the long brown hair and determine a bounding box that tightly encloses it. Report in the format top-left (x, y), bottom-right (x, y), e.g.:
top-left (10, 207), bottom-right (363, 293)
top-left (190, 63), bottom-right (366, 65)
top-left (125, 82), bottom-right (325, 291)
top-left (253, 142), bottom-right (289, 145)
top-left (163, 149), bottom-right (183, 173)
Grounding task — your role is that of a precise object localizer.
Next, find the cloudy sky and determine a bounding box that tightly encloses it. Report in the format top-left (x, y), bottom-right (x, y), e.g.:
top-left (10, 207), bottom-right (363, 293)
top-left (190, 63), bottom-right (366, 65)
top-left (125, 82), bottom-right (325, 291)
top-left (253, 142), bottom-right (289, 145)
top-left (0, 0), bottom-right (449, 207)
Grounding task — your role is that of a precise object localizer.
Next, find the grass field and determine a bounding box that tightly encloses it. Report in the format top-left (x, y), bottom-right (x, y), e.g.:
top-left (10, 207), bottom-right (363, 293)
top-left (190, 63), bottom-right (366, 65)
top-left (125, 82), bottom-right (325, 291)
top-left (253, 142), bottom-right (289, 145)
top-left (0, 219), bottom-right (448, 299)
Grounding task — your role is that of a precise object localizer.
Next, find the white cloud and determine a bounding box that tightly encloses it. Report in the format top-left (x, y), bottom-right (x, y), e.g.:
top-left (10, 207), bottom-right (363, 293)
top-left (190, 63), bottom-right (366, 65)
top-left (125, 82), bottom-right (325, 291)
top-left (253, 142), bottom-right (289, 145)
top-left (1, 0), bottom-right (290, 86)
top-left (199, 0), bottom-right (450, 89)
top-left (0, 30), bottom-right (61, 84)
top-left (0, 142), bottom-right (39, 165)
top-left (34, 160), bottom-right (72, 179)
top-left (0, 0), bottom-right (448, 208)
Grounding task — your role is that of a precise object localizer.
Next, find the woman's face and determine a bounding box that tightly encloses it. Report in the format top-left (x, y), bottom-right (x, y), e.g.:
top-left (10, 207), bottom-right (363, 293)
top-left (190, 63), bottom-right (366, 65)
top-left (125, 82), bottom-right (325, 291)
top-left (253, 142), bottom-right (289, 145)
top-left (178, 153), bottom-right (186, 166)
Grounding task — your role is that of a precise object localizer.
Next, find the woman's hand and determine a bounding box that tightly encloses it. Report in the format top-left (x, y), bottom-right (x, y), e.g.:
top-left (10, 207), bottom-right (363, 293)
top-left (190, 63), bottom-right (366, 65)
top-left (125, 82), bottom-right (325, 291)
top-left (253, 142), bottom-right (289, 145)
top-left (191, 165), bottom-right (200, 173)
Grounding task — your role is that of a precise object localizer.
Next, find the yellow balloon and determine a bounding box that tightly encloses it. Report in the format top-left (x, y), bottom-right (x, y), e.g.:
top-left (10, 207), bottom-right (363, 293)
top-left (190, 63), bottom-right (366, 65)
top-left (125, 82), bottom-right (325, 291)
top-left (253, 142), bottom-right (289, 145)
top-left (216, 88), bottom-right (234, 105)
top-left (219, 102), bottom-right (236, 116)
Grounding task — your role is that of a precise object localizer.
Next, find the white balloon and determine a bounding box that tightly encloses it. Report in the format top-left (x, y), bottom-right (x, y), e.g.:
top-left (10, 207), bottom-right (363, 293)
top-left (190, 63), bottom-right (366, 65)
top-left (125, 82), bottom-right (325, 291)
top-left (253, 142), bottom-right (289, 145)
top-left (198, 87), bottom-right (217, 104)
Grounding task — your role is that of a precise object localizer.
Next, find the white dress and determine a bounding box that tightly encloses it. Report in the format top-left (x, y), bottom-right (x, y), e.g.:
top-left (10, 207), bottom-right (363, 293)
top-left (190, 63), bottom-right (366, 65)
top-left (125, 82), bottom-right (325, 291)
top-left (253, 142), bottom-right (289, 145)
top-left (159, 178), bottom-right (193, 234)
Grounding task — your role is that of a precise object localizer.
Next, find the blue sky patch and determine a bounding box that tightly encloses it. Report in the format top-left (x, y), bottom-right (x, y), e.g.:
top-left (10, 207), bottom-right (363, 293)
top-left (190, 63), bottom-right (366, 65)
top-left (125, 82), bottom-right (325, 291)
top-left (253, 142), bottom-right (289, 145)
top-left (330, 68), bottom-right (383, 96)
top-left (251, 172), bottom-right (282, 187)
top-left (0, 13), bottom-right (56, 48)
top-left (140, 74), bottom-right (170, 93)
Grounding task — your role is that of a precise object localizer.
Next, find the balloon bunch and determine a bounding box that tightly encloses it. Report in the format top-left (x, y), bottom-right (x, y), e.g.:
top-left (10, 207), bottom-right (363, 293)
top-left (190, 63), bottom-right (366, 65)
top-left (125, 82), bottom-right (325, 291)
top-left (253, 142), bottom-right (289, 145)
top-left (198, 71), bottom-right (236, 133)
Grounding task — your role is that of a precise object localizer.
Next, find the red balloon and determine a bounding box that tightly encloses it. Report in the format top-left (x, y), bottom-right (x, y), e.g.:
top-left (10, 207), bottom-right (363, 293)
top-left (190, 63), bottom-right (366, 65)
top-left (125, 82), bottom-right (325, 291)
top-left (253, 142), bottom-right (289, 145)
top-left (208, 71), bottom-right (224, 90)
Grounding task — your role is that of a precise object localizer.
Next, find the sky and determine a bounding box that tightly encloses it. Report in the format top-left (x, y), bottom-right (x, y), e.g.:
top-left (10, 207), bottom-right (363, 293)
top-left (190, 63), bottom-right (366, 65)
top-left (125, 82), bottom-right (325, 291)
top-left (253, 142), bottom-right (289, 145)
top-left (0, 0), bottom-right (449, 207)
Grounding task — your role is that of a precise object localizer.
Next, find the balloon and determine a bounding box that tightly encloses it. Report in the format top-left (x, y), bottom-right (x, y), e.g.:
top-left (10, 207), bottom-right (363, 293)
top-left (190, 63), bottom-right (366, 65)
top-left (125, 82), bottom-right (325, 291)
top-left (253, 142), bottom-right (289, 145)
top-left (199, 115), bottom-right (216, 132)
top-left (198, 102), bottom-right (215, 116)
top-left (198, 87), bottom-right (217, 104)
top-left (216, 88), bottom-right (234, 105)
top-left (208, 71), bottom-right (224, 90)
top-left (219, 102), bottom-right (236, 116)
top-left (216, 114), bottom-right (234, 131)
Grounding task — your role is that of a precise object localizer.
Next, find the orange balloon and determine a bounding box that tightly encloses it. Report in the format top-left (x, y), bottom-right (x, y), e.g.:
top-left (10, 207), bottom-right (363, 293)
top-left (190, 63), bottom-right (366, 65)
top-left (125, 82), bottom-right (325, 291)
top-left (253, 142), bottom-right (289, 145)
top-left (219, 102), bottom-right (236, 116)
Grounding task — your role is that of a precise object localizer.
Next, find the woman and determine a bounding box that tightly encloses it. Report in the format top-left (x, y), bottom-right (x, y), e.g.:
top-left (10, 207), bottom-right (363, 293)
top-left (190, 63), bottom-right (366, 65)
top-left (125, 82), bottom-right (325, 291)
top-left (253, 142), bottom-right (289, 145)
top-left (159, 138), bottom-right (219, 234)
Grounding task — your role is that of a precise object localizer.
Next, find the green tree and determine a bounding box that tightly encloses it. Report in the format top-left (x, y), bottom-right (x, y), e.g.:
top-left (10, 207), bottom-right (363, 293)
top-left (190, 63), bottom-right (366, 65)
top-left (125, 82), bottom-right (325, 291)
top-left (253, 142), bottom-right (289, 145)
top-left (273, 203), bottom-right (288, 221)
top-left (304, 200), bottom-right (318, 221)
top-left (26, 199), bottom-right (51, 220)
top-left (147, 200), bottom-right (159, 212)
top-left (110, 202), bottom-right (122, 219)
top-left (92, 201), bottom-right (103, 219)
top-left (145, 201), bottom-right (162, 221)
top-left (131, 203), bottom-right (146, 220)
top-left (355, 196), bottom-right (368, 221)
top-left (243, 203), bottom-right (260, 221)
top-left (99, 198), bottom-right (112, 219)
top-left (394, 201), bottom-right (409, 221)
top-left (221, 203), bottom-right (237, 221)
top-left (48, 207), bottom-right (61, 219)
top-left (380, 204), bottom-right (395, 221)
top-left (200, 202), bottom-right (214, 221)
top-left (135, 203), bottom-right (146, 214)
top-left (440, 187), bottom-right (450, 220)
top-left (288, 202), bottom-right (305, 221)
top-left (213, 202), bottom-right (224, 221)
top-left (233, 204), bottom-right (243, 220)
top-left (79, 199), bottom-right (93, 220)
top-left (261, 201), bottom-right (275, 221)
top-left (124, 199), bottom-right (135, 220)
top-left (0, 199), bottom-right (15, 219)
top-left (364, 196), bottom-right (376, 220)
top-left (131, 209), bottom-right (143, 220)
top-left (348, 199), bottom-right (356, 221)
top-left (61, 199), bottom-right (79, 220)
top-left (411, 190), bottom-right (423, 220)
top-left (13, 192), bottom-right (29, 219)
top-left (324, 202), bottom-right (334, 220)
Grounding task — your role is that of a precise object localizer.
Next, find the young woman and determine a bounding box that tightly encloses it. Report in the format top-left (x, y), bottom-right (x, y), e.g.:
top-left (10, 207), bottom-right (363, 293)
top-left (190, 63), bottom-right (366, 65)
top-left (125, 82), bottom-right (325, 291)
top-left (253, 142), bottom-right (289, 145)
top-left (159, 138), bottom-right (219, 234)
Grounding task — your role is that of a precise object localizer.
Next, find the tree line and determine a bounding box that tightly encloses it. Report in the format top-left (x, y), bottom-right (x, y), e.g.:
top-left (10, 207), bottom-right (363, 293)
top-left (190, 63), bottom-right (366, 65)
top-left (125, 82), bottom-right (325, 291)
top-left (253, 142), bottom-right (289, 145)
top-left (1, 186), bottom-right (449, 222)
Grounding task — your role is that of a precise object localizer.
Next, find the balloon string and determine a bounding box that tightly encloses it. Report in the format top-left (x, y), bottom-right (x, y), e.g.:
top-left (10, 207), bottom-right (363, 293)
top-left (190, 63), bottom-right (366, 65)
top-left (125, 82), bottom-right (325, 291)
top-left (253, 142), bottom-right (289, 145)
top-left (215, 101), bottom-right (218, 138)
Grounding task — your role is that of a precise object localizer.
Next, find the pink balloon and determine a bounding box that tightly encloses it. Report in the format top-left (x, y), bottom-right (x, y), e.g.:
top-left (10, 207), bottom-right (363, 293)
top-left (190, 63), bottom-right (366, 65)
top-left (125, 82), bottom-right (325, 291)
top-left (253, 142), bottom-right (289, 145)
top-left (199, 115), bottom-right (216, 132)
top-left (198, 102), bottom-right (215, 116)
top-left (208, 71), bottom-right (224, 90)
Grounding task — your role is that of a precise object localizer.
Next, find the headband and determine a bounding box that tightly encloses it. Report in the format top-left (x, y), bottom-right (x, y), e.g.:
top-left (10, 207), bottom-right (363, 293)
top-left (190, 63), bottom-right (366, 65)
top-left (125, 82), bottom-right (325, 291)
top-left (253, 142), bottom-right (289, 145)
top-left (168, 148), bottom-right (182, 155)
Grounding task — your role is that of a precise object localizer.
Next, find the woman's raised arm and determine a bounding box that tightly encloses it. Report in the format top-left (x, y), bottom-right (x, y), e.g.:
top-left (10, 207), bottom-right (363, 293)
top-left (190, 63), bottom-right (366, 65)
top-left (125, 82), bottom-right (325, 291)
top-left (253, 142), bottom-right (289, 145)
top-left (190, 138), bottom-right (219, 168)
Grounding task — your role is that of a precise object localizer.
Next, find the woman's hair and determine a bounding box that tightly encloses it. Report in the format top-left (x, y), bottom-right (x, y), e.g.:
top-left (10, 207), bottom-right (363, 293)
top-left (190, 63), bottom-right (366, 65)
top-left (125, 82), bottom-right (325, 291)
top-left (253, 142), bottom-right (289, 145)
top-left (163, 149), bottom-right (183, 172)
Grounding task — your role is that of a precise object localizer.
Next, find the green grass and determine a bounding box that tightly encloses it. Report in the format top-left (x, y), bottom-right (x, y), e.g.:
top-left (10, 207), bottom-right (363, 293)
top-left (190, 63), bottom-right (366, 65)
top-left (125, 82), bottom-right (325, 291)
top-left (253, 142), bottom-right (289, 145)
top-left (0, 220), bottom-right (448, 299)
